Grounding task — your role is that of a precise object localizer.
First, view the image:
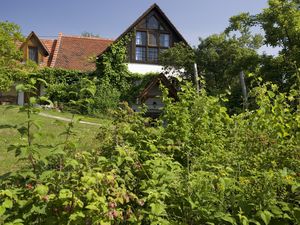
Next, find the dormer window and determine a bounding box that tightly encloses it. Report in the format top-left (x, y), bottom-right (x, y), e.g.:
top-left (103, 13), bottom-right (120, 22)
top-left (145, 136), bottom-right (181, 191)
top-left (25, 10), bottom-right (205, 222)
top-left (28, 46), bottom-right (38, 63)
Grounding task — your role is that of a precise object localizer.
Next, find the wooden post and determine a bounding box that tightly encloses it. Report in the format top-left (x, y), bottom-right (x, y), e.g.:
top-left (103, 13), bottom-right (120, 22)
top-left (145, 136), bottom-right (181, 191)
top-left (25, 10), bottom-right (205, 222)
top-left (194, 63), bottom-right (200, 93)
top-left (239, 71), bottom-right (248, 110)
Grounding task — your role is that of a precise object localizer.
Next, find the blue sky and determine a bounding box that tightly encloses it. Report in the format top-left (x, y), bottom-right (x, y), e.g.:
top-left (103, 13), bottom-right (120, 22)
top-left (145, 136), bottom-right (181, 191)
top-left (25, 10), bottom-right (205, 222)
top-left (1, 0), bottom-right (271, 48)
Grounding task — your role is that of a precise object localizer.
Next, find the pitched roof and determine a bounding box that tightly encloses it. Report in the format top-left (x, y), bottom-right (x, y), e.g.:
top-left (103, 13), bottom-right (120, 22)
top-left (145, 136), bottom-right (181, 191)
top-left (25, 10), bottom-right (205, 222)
top-left (138, 73), bottom-right (178, 102)
top-left (51, 34), bottom-right (113, 71)
top-left (98, 3), bottom-right (188, 57)
top-left (20, 31), bottom-right (50, 56)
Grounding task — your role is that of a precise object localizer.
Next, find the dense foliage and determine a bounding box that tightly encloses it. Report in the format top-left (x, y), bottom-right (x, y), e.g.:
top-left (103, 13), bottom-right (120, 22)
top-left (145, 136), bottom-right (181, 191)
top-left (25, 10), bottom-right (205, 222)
top-left (0, 1), bottom-right (299, 224)
top-left (96, 34), bottom-right (135, 98)
top-left (0, 21), bottom-right (24, 92)
top-left (159, 42), bottom-right (195, 79)
top-left (227, 0), bottom-right (300, 94)
top-left (0, 76), bottom-right (299, 224)
top-left (36, 68), bottom-right (98, 114)
top-left (160, 0), bottom-right (300, 113)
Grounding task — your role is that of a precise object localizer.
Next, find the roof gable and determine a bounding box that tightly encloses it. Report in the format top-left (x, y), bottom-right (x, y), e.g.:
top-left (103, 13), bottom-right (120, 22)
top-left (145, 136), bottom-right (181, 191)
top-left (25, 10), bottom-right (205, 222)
top-left (98, 4), bottom-right (188, 57)
top-left (20, 31), bottom-right (50, 56)
top-left (138, 74), bottom-right (178, 101)
top-left (119, 4), bottom-right (188, 44)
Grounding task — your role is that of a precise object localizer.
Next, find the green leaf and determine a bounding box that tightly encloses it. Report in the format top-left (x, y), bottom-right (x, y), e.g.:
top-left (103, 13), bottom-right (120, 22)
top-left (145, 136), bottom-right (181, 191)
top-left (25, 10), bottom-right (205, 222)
top-left (39, 96), bottom-right (53, 105)
top-left (2, 190), bottom-right (13, 198)
top-left (59, 189), bottom-right (73, 199)
top-left (150, 203), bottom-right (165, 215)
top-left (221, 214), bottom-right (237, 224)
top-left (269, 205), bottom-right (282, 215)
top-left (69, 211), bottom-right (85, 221)
top-left (291, 184), bottom-right (300, 193)
top-left (34, 184), bottom-right (49, 196)
top-left (15, 84), bottom-right (25, 92)
top-left (2, 199), bottom-right (13, 209)
top-left (30, 204), bottom-right (46, 215)
top-left (0, 205), bottom-right (6, 216)
top-left (29, 97), bottom-right (37, 104)
top-left (11, 218), bottom-right (24, 225)
top-left (86, 204), bottom-right (99, 211)
top-left (260, 210), bottom-right (273, 225)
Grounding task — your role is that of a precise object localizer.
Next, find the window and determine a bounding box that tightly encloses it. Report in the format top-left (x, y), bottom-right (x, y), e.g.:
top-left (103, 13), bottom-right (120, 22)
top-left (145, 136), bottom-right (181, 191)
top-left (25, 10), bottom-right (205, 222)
top-left (139, 19), bottom-right (147, 28)
top-left (148, 32), bottom-right (158, 46)
top-left (28, 47), bottom-right (38, 63)
top-left (160, 34), bottom-right (170, 47)
top-left (148, 48), bottom-right (158, 62)
top-left (160, 24), bottom-right (166, 31)
top-left (148, 16), bottom-right (159, 29)
top-left (136, 47), bottom-right (146, 61)
top-left (134, 14), bottom-right (171, 63)
top-left (136, 31), bottom-right (146, 45)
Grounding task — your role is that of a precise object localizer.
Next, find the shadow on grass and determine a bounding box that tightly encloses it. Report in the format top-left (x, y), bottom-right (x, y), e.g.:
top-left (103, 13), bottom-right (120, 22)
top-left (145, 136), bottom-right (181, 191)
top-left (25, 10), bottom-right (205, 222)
top-left (0, 124), bottom-right (17, 129)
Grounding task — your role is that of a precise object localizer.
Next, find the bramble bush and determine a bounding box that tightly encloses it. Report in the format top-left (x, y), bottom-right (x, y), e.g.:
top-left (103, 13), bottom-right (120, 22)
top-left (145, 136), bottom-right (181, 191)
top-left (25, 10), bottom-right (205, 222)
top-left (0, 76), bottom-right (299, 224)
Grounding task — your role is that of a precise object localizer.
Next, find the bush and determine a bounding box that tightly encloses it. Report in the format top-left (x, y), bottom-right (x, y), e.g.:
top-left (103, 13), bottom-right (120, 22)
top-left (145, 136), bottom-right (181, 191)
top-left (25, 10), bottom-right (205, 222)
top-left (92, 81), bottom-right (121, 114)
top-left (0, 80), bottom-right (299, 224)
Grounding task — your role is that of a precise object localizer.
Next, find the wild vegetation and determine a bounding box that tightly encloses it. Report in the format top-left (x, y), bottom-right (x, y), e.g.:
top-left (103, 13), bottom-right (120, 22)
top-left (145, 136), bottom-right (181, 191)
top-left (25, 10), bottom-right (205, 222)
top-left (0, 79), bottom-right (299, 224)
top-left (0, 0), bottom-right (299, 224)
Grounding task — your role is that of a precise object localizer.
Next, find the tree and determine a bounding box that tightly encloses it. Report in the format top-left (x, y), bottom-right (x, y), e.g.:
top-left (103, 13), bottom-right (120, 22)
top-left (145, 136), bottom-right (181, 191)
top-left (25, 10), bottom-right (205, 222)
top-left (259, 0), bottom-right (300, 93)
top-left (81, 31), bottom-right (100, 38)
top-left (159, 42), bottom-right (196, 80)
top-left (195, 33), bottom-right (262, 112)
top-left (226, 0), bottom-right (300, 94)
top-left (0, 21), bottom-right (24, 91)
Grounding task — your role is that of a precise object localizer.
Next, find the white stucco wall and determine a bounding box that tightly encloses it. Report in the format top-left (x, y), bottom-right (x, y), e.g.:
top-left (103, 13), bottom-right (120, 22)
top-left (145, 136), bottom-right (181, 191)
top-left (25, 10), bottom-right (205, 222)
top-left (127, 63), bottom-right (184, 78)
top-left (127, 63), bottom-right (163, 74)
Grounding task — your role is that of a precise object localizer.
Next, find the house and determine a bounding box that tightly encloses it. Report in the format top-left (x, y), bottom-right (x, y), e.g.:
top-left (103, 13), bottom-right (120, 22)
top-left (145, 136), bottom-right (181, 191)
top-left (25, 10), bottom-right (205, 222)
top-left (97, 3), bottom-right (188, 116)
top-left (1, 3), bottom-right (187, 114)
top-left (0, 32), bottom-right (113, 105)
top-left (98, 3), bottom-right (188, 74)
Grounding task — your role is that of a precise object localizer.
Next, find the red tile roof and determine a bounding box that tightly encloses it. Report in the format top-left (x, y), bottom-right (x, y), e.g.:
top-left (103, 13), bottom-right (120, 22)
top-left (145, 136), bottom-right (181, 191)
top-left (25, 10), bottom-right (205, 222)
top-left (41, 39), bottom-right (57, 66)
top-left (51, 34), bottom-right (113, 71)
top-left (19, 32), bottom-right (113, 72)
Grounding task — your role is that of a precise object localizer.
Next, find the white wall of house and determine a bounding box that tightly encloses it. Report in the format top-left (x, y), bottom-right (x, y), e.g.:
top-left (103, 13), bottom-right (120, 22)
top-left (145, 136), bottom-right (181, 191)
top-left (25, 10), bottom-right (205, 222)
top-left (127, 63), bottom-right (183, 78)
top-left (127, 63), bottom-right (163, 74)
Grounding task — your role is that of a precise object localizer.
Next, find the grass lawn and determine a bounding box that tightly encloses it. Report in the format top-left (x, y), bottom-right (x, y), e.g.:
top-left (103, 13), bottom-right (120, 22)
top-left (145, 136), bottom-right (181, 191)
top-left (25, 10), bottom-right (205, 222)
top-left (0, 105), bottom-right (113, 175)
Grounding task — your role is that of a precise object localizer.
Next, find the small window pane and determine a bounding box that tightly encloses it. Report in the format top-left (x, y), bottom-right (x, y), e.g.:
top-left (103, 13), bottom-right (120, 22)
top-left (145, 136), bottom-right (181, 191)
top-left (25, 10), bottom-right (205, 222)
top-left (29, 47), bottom-right (38, 63)
top-left (148, 32), bottom-right (158, 46)
top-left (138, 19), bottom-right (147, 28)
top-left (148, 48), bottom-right (158, 62)
top-left (136, 31), bottom-right (146, 45)
top-left (148, 16), bottom-right (159, 29)
top-left (160, 24), bottom-right (166, 31)
top-left (136, 47), bottom-right (146, 61)
top-left (160, 34), bottom-right (170, 47)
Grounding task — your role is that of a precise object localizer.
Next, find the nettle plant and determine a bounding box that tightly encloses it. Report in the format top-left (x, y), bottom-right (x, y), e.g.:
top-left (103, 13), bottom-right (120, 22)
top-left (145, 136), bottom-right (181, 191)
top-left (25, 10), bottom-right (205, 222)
top-left (0, 75), bottom-right (299, 224)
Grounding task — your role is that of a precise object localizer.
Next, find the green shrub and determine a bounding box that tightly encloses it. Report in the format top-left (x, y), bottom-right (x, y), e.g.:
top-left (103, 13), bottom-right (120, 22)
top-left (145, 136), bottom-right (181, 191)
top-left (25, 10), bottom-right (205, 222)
top-left (0, 78), bottom-right (299, 224)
